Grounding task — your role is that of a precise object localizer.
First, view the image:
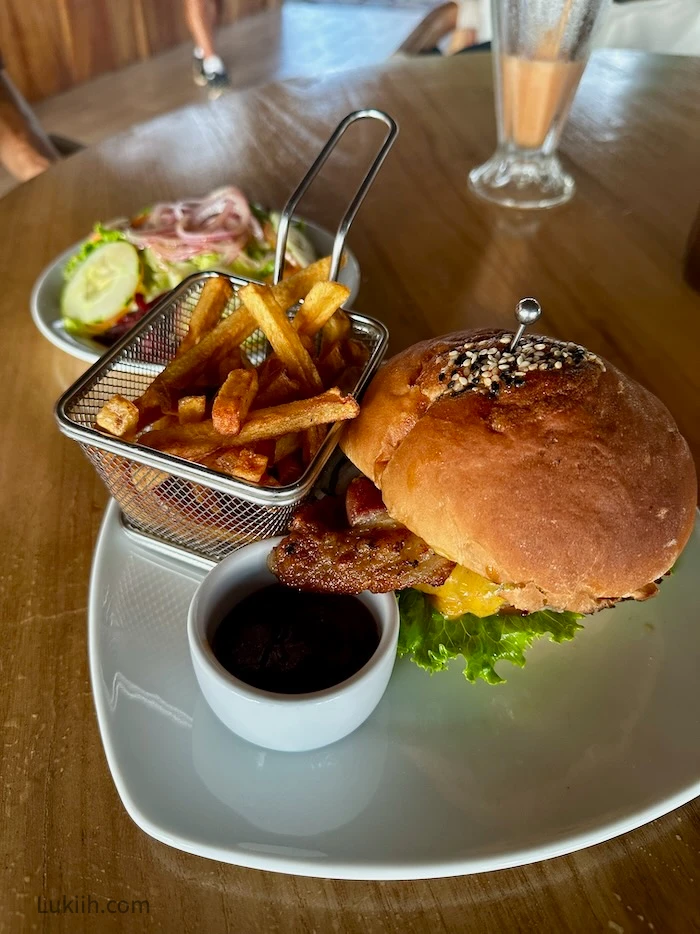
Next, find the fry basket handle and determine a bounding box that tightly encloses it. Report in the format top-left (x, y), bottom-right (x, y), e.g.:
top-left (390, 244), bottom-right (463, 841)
top-left (273, 109), bottom-right (399, 285)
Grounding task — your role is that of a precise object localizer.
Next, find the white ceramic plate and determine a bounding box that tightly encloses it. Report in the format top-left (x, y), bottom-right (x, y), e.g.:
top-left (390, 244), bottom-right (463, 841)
top-left (31, 220), bottom-right (361, 364)
top-left (89, 500), bottom-right (700, 880)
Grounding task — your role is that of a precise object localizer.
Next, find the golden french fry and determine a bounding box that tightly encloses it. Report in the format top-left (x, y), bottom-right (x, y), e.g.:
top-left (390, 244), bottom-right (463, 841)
top-left (302, 425), bottom-right (327, 465)
top-left (234, 388), bottom-right (358, 443)
top-left (212, 368), bottom-right (259, 435)
top-left (299, 334), bottom-right (315, 355)
top-left (142, 389), bottom-right (358, 452)
top-left (317, 340), bottom-right (346, 386)
top-left (96, 395), bottom-right (140, 437)
top-left (254, 369), bottom-right (301, 409)
top-left (141, 304), bottom-right (257, 416)
top-left (320, 309), bottom-right (352, 351)
top-left (178, 395), bottom-right (207, 425)
top-left (239, 283), bottom-right (323, 394)
top-left (293, 281), bottom-right (350, 338)
top-left (178, 277), bottom-right (233, 355)
top-left (97, 258), bottom-right (367, 496)
top-left (130, 463), bottom-right (168, 494)
top-left (213, 346), bottom-right (243, 387)
top-left (270, 256), bottom-right (333, 311)
top-left (214, 448), bottom-right (267, 483)
top-left (145, 414), bottom-right (178, 432)
top-left (200, 447), bottom-right (269, 483)
top-left (273, 432), bottom-right (301, 463)
top-left (257, 354), bottom-right (285, 390)
top-left (139, 420), bottom-right (226, 460)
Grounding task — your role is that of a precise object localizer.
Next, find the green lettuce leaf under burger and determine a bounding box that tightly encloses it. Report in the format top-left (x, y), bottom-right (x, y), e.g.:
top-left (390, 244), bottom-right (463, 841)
top-left (269, 327), bottom-right (697, 685)
top-left (397, 589), bottom-right (582, 684)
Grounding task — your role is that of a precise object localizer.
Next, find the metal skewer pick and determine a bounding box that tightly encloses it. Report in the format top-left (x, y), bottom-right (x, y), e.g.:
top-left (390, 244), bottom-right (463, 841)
top-left (510, 298), bottom-right (542, 351)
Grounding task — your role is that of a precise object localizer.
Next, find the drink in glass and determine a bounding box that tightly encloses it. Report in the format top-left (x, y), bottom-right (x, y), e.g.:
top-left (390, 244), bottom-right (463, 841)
top-left (470, 0), bottom-right (609, 209)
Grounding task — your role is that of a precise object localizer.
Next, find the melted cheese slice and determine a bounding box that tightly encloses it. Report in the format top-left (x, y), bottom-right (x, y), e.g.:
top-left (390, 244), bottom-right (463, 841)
top-left (416, 565), bottom-right (505, 618)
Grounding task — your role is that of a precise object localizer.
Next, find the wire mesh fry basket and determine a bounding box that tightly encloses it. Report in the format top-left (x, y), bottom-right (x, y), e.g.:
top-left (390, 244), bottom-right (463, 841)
top-left (55, 110), bottom-right (397, 562)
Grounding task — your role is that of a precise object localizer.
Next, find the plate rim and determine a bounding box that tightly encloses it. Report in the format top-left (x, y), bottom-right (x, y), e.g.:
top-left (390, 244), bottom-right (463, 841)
top-left (88, 500), bottom-right (700, 880)
top-left (31, 218), bottom-right (362, 364)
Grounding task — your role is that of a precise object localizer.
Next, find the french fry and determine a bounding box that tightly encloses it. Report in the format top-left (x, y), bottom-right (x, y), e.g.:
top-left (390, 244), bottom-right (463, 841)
top-left (276, 451), bottom-right (304, 485)
top-left (212, 369), bottom-right (258, 435)
top-left (302, 425), bottom-right (327, 464)
top-left (318, 338), bottom-right (368, 391)
top-left (214, 346), bottom-right (243, 387)
top-left (320, 309), bottom-right (352, 351)
top-left (178, 396), bottom-right (207, 425)
top-left (141, 389), bottom-right (358, 453)
top-left (134, 393), bottom-right (163, 428)
top-left (257, 355), bottom-right (285, 391)
top-left (239, 283), bottom-right (323, 394)
top-left (269, 256), bottom-right (333, 311)
top-left (299, 334), bottom-right (315, 355)
top-left (253, 439), bottom-right (276, 461)
top-left (95, 257), bottom-right (369, 495)
top-left (342, 337), bottom-right (370, 369)
top-left (146, 414), bottom-right (178, 432)
top-left (273, 432), bottom-right (301, 463)
top-left (317, 340), bottom-right (346, 386)
top-left (293, 281), bottom-right (350, 337)
top-left (96, 395), bottom-right (140, 437)
top-left (222, 450), bottom-right (268, 483)
top-left (130, 463), bottom-right (168, 494)
top-left (234, 388), bottom-right (358, 443)
top-left (336, 365), bottom-right (364, 394)
top-left (140, 304), bottom-right (257, 417)
top-left (140, 421), bottom-right (226, 460)
top-left (254, 368), bottom-right (301, 409)
top-left (178, 277), bottom-right (233, 355)
top-left (200, 448), bottom-right (268, 483)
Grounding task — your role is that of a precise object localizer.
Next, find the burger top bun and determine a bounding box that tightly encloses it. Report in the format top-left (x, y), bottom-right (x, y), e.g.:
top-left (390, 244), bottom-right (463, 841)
top-left (341, 329), bottom-right (697, 614)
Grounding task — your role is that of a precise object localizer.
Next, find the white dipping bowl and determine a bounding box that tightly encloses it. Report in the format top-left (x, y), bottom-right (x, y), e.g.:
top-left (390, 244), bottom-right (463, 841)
top-left (187, 537), bottom-right (399, 752)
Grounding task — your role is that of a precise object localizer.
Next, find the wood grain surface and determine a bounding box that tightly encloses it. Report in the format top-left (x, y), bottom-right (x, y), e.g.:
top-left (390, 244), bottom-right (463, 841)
top-left (0, 51), bottom-right (698, 934)
top-left (0, 0), bottom-right (279, 102)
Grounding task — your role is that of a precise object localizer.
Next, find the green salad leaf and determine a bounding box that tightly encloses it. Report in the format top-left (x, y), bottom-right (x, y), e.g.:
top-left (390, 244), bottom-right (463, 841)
top-left (63, 224), bottom-right (127, 281)
top-left (189, 252), bottom-right (225, 272)
top-left (250, 202), bottom-right (271, 225)
top-left (397, 589), bottom-right (583, 685)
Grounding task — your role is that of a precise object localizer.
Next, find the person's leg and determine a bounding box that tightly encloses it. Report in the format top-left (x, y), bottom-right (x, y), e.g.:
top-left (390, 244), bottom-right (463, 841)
top-left (184, 0), bottom-right (229, 94)
top-left (0, 68), bottom-right (58, 181)
top-left (445, 0), bottom-right (482, 54)
top-left (184, 0), bottom-right (217, 58)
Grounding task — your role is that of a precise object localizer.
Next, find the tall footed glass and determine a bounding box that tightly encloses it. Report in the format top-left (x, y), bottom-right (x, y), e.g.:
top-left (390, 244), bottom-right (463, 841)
top-left (469, 0), bottom-right (608, 209)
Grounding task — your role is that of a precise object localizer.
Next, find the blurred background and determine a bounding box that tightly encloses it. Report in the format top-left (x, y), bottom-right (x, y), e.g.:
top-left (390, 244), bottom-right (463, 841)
top-left (1, 0), bottom-right (698, 197)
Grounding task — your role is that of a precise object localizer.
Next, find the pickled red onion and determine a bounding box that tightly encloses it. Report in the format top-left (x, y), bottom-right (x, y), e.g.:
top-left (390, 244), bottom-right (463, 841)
top-left (118, 187), bottom-right (254, 264)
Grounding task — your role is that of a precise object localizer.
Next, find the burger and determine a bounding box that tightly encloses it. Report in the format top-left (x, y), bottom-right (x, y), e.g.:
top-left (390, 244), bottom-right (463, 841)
top-left (269, 328), bottom-right (697, 684)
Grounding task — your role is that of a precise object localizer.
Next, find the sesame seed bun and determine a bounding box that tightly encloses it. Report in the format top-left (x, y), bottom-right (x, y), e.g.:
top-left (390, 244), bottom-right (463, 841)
top-left (341, 329), bottom-right (697, 614)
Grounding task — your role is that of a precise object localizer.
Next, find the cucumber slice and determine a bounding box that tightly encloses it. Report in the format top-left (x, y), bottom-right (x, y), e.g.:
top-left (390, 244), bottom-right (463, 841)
top-left (61, 241), bottom-right (140, 330)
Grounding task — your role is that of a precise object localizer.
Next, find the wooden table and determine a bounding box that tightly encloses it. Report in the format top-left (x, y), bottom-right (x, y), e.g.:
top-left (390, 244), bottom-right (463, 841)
top-left (1, 50), bottom-right (698, 933)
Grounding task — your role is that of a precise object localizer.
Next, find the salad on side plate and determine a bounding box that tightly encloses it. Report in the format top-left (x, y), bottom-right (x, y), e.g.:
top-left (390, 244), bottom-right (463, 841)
top-left (60, 187), bottom-right (316, 346)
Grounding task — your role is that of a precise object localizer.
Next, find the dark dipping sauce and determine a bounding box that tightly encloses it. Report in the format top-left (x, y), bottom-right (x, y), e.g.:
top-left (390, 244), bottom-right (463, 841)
top-left (212, 584), bottom-right (380, 695)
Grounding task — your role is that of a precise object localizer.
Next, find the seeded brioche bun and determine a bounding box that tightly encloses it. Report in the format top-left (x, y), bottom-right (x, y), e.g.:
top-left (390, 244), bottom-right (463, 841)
top-left (341, 329), bottom-right (697, 614)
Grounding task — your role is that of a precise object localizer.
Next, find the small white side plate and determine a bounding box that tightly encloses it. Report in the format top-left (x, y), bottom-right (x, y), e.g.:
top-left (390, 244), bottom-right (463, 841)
top-left (31, 220), bottom-right (361, 363)
top-left (89, 500), bottom-right (700, 880)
